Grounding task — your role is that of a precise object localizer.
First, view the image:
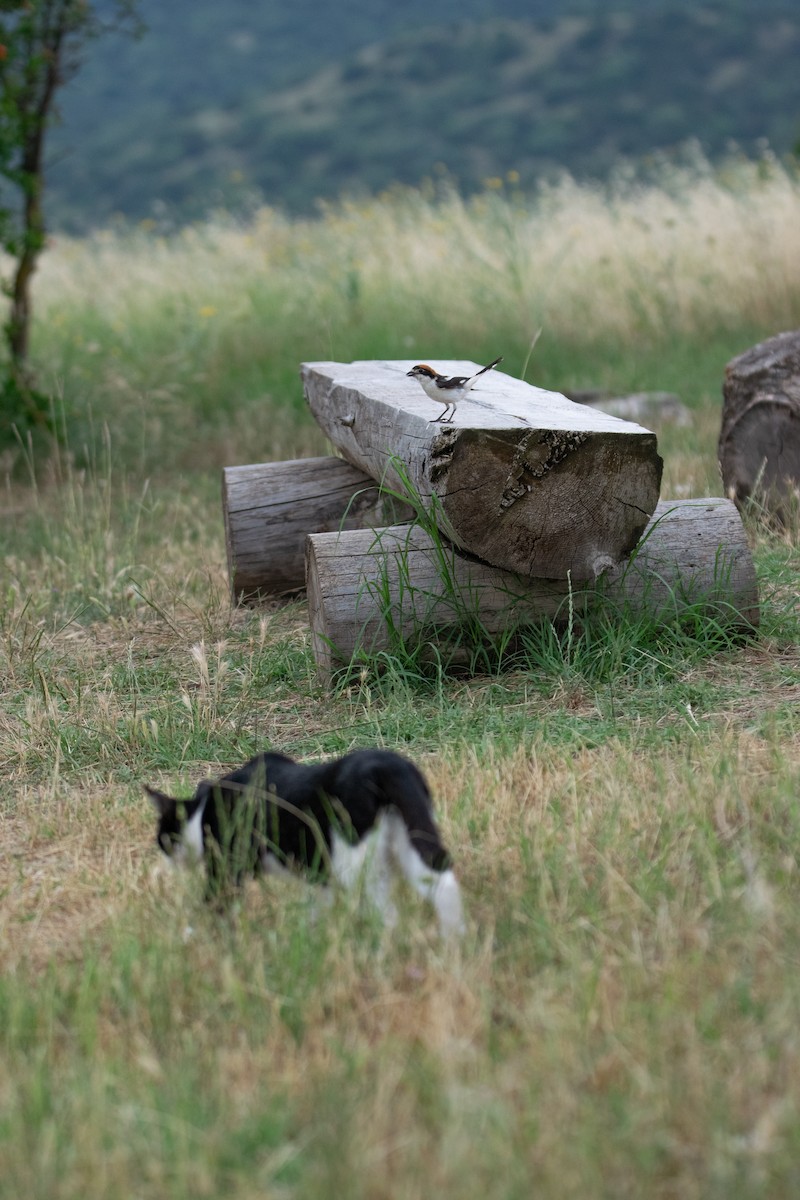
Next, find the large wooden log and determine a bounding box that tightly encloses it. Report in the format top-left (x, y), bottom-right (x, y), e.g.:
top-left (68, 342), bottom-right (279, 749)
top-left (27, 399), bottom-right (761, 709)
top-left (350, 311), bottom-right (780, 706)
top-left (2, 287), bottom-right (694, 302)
top-left (306, 499), bottom-right (758, 685)
top-left (719, 329), bottom-right (800, 520)
top-left (301, 360), bottom-right (663, 582)
top-left (223, 456), bottom-right (411, 602)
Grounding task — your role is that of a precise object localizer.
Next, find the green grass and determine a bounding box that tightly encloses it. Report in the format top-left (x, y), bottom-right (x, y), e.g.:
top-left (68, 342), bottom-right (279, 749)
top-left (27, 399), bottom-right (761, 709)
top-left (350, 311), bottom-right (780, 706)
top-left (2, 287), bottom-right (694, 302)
top-left (2, 160), bottom-right (800, 1198)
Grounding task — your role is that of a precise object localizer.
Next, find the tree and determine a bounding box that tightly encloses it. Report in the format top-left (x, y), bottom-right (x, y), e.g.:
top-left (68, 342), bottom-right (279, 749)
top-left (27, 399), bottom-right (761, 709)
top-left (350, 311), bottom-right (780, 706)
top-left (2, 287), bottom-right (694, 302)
top-left (0, 0), bottom-right (139, 437)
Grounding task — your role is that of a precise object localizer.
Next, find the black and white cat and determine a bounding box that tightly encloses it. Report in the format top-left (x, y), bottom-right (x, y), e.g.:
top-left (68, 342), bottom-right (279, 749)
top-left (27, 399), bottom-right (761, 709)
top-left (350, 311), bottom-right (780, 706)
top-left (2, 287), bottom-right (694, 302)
top-left (146, 748), bottom-right (464, 937)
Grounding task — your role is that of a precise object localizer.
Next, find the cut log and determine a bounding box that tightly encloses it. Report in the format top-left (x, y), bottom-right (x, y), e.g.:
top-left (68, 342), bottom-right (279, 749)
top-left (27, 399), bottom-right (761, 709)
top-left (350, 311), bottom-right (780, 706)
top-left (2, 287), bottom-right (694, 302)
top-left (301, 360), bottom-right (663, 582)
top-left (306, 499), bottom-right (758, 685)
top-left (223, 456), bottom-right (411, 602)
top-left (719, 329), bottom-right (800, 520)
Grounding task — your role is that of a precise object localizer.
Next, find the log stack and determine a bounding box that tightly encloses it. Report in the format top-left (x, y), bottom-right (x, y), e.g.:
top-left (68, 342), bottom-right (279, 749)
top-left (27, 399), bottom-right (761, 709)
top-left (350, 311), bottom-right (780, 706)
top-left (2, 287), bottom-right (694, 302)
top-left (221, 359), bottom-right (759, 683)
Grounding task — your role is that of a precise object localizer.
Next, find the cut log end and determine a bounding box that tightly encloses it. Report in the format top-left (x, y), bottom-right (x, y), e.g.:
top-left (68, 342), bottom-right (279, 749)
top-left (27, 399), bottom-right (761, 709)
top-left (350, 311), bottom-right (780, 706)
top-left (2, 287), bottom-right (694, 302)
top-left (719, 329), bottom-right (800, 520)
top-left (438, 424), bottom-right (662, 579)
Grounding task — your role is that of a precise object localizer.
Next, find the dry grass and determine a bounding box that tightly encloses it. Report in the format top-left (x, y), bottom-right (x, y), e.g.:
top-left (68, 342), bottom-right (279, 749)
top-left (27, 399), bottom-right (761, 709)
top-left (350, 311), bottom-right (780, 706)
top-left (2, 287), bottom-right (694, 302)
top-left (11, 150), bottom-right (796, 483)
top-left (36, 152), bottom-right (800, 352)
top-left (3, 718), bottom-right (800, 1198)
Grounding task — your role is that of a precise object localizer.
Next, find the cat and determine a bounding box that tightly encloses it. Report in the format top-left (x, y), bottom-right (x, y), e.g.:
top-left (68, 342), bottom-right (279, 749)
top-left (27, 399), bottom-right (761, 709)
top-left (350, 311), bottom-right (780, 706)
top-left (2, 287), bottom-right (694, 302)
top-left (146, 748), bottom-right (465, 938)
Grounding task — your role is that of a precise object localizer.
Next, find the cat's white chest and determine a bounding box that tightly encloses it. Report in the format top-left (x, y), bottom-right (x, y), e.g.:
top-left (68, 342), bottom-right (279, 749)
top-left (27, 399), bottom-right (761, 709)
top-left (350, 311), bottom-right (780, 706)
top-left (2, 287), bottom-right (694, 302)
top-left (173, 796), bottom-right (206, 866)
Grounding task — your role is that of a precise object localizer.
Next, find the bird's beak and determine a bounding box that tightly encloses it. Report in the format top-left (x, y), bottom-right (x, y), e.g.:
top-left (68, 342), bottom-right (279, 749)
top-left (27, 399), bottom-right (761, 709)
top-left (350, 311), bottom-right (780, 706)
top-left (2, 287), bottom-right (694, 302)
top-left (406, 368), bottom-right (416, 377)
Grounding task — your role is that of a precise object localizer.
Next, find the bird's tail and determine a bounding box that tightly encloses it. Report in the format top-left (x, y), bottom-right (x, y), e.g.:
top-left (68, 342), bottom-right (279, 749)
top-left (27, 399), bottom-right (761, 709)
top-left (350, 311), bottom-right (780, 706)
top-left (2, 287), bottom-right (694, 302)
top-left (470, 356), bottom-right (503, 385)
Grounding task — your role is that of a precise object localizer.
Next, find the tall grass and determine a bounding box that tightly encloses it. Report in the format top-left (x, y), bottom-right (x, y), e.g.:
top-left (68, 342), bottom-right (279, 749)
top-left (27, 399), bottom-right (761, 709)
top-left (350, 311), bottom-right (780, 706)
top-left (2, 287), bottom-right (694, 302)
top-left (2, 155), bottom-right (800, 1198)
top-left (12, 149), bottom-right (800, 476)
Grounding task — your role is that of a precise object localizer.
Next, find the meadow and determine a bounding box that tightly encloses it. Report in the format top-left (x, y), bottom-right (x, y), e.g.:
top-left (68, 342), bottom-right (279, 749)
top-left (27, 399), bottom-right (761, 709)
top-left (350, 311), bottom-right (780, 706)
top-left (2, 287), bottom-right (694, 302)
top-left (2, 153), bottom-right (800, 1198)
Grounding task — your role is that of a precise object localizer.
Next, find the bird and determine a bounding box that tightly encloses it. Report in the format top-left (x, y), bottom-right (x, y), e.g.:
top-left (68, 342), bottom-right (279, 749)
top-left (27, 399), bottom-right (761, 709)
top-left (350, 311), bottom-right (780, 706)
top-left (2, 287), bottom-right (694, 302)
top-left (406, 356), bottom-right (503, 423)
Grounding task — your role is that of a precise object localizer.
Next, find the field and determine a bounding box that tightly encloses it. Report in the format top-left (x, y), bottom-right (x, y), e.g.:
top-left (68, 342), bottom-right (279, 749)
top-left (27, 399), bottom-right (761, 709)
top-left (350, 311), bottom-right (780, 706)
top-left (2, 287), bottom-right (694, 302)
top-left (2, 155), bottom-right (800, 1198)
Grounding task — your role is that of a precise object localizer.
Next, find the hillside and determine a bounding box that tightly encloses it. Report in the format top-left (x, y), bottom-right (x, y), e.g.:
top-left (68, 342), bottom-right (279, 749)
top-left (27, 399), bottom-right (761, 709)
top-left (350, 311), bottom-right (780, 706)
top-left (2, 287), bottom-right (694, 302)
top-left (47, 0), bottom-right (800, 229)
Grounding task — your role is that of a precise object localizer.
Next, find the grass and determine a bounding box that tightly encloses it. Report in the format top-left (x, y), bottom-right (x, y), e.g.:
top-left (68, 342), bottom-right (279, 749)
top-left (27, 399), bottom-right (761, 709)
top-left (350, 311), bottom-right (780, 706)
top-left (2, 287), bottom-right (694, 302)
top-left (5, 148), bottom-right (795, 478)
top-left (2, 154), bottom-right (800, 1197)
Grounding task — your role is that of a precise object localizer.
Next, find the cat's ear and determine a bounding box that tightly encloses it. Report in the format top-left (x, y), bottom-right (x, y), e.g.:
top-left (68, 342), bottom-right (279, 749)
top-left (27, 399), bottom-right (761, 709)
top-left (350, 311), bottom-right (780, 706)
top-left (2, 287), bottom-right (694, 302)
top-left (144, 784), bottom-right (177, 817)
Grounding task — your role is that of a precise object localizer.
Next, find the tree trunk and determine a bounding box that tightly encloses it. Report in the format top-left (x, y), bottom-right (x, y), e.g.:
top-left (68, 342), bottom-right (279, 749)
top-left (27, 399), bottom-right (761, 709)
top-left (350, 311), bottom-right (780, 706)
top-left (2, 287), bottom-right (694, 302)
top-left (9, 23), bottom-right (62, 374)
top-left (719, 329), bottom-right (800, 520)
top-left (305, 499), bottom-right (758, 685)
top-left (301, 360), bottom-right (663, 582)
top-left (3, 17), bottom-right (65, 428)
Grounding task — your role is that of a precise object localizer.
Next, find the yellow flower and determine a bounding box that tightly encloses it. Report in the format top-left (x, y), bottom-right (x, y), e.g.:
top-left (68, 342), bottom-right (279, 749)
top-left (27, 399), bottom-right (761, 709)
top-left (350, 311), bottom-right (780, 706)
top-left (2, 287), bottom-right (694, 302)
top-left (198, 305), bottom-right (217, 318)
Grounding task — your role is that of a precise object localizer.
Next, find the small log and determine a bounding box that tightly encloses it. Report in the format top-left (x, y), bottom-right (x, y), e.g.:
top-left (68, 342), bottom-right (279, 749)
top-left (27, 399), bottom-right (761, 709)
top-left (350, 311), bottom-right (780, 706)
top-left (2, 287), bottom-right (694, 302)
top-left (306, 499), bottom-right (758, 685)
top-left (719, 329), bottom-right (800, 519)
top-left (302, 360), bottom-right (663, 582)
top-left (223, 456), bottom-right (411, 602)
